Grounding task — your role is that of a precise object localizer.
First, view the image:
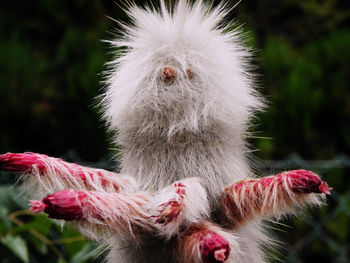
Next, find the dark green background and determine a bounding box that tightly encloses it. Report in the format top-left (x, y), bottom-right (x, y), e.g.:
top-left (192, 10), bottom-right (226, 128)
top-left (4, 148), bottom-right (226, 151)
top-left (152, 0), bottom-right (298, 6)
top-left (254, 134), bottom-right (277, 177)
top-left (1, 0), bottom-right (349, 160)
top-left (0, 0), bottom-right (349, 262)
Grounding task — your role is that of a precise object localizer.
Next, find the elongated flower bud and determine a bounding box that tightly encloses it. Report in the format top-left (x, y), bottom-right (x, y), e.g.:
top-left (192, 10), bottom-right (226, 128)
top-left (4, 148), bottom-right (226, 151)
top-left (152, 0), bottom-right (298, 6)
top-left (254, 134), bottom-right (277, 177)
top-left (30, 190), bottom-right (86, 221)
top-left (217, 170), bottom-right (331, 229)
top-left (0, 152), bottom-right (46, 172)
top-left (0, 152), bottom-right (137, 195)
top-left (233, 170), bottom-right (331, 195)
top-left (29, 189), bottom-right (154, 240)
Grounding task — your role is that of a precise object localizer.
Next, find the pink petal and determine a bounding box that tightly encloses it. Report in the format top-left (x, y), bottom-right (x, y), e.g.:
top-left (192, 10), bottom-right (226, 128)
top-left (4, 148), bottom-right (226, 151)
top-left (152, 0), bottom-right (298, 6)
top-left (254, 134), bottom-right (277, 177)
top-left (29, 200), bottom-right (47, 213)
top-left (214, 248), bottom-right (228, 261)
top-left (319, 182), bottom-right (332, 195)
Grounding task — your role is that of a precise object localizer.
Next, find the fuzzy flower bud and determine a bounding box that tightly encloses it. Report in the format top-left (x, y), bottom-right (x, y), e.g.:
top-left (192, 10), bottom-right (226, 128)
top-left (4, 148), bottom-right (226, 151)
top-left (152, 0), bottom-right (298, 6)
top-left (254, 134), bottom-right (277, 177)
top-left (233, 169), bottom-right (332, 195)
top-left (0, 152), bottom-right (46, 172)
top-left (199, 232), bottom-right (230, 263)
top-left (286, 170), bottom-right (332, 194)
top-left (30, 190), bottom-right (88, 221)
top-left (0, 152), bottom-right (134, 193)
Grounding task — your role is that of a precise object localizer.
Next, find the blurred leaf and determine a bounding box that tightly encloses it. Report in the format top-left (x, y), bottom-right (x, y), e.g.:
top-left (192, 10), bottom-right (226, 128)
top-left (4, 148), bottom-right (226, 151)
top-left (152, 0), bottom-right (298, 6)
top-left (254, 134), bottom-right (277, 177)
top-left (0, 185), bottom-right (27, 209)
top-left (58, 226), bottom-right (88, 257)
top-left (71, 243), bottom-right (101, 263)
top-left (58, 258), bottom-right (68, 263)
top-left (1, 235), bottom-right (29, 263)
top-left (0, 204), bottom-right (11, 230)
top-left (29, 234), bottom-right (48, 255)
top-left (11, 214), bottom-right (53, 236)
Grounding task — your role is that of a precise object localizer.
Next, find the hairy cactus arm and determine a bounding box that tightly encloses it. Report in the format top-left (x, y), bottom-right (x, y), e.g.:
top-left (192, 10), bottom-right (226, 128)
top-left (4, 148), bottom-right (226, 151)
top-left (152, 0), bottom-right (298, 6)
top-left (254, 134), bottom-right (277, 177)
top-left (0, 152), bottom-right (137, 196)
top-left (216, 170), bottom-right (332, 229)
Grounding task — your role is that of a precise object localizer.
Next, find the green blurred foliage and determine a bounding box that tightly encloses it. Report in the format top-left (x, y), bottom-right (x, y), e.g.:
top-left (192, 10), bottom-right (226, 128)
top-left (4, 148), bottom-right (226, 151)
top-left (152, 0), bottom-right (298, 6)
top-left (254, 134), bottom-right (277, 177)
top-left (0, 0), bottom-right (348, 160)
top-left (0, 0), bottom-right (349, 262)
top-left (257, 30), bottom-right (350, 159)
top-left (0, 0), bottom-right (121, 161)
top-left (0, 183), bottom-right (106, 263)
top-left (236, 0), bottom-right (350, 159)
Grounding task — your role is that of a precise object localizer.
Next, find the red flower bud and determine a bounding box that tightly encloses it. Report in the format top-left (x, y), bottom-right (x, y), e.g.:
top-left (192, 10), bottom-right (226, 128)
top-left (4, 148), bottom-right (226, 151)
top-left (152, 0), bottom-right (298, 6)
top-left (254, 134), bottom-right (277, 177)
top-left (0, 152), bottom-right (46, 172)
top-left (0, 152), bottom-right (127, 191)
top-left (234, 170), bottom-right (332, 195)
top-left (30, 190), bottom-right (88, 221)
top-left (286, 170), bottom-right (332, 194)
top-left (199, 232), bottom-right (230, 263)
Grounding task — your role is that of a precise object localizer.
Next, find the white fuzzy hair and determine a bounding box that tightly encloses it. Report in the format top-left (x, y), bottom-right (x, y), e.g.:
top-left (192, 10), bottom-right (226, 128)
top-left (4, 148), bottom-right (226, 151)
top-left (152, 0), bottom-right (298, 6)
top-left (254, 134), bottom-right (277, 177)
top-left (101, 0), bottom-right (266, 262)
top-left (102, 0), bottom-right (263, 199)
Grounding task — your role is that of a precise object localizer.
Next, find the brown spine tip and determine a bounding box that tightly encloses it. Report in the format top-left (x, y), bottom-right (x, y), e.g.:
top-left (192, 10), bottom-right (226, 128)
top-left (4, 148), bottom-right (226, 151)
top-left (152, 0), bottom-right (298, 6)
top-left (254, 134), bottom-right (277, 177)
top-left (154, 200), bottom-right (182, 225)
top-left (186, 69), bottom-right (193, 79)
top-left (162, 66), bottom-right (176, 83)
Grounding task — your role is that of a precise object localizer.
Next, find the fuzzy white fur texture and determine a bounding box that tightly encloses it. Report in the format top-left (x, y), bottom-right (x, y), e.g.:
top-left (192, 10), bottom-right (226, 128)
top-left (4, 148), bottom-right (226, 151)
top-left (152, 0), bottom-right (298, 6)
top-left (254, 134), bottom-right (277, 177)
top-left (102, 0), bottom-right (264, 200)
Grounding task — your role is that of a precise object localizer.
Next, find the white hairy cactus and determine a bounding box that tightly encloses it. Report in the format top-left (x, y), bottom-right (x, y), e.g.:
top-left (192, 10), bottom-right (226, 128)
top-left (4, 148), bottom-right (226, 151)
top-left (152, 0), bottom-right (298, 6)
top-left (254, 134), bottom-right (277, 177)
top-left (0, 1), bottom-right (331, 263)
